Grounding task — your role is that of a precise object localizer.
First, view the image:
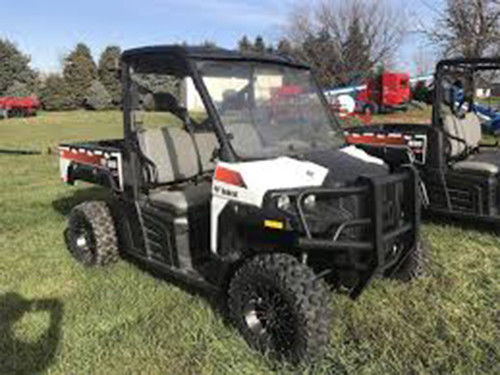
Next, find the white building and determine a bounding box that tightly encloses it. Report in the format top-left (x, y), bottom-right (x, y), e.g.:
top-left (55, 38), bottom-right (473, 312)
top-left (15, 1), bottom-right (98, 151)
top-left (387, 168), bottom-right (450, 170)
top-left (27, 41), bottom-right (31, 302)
top-left (184, 74), bottom-right (284, 112)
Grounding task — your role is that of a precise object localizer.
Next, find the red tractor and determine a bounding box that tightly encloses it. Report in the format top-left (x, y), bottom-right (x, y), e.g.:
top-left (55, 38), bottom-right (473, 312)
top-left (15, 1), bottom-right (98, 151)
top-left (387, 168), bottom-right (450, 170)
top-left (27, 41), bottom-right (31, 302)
top-left (0, 96), bottom-right (41, 118)
top-left (357, 72), bottom-right (411, 114)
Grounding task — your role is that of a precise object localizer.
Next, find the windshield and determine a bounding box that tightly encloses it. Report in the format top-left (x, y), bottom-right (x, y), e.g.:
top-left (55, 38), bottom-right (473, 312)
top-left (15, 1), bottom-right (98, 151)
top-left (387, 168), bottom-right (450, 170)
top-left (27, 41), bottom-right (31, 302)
top-left (196, 60), bottom-right (342, 159)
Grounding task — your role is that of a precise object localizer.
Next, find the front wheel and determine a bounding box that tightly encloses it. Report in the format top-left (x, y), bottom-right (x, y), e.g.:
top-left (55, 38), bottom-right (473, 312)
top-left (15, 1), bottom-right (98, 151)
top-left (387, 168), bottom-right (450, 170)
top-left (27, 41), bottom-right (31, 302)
top-left (387, 237), bottom-right (431, 282)
top-left (228, 253), bottom-right (331, 362)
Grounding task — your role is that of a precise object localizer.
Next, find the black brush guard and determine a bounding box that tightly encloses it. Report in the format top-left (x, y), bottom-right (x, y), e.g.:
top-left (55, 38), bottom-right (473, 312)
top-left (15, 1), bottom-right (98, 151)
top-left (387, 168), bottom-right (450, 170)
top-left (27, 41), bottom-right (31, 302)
top-left (295, 167), bottom-right (420, 298)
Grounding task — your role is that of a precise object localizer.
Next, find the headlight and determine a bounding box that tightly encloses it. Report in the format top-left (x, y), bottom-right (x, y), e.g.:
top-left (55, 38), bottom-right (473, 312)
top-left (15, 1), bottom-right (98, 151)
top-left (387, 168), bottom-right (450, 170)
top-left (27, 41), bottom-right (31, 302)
top-left (276, 194), bottom-right (291, 211)
top-left (303, 194), bottom-right (316, 210)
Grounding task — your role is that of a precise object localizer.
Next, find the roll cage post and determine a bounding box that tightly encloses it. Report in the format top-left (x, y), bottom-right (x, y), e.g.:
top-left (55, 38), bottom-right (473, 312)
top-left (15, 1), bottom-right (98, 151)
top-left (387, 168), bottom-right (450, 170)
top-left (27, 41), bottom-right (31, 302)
top-left (430, 63), bottom-right (447, 169)
top-left (430, 58), bottom-right (500, 170)
top-left (120, 57), bottom-right (237, 168)
top-left (120, 50), bottom-right (347, 176)
top-left (188, 59), bottom-right (237, 163)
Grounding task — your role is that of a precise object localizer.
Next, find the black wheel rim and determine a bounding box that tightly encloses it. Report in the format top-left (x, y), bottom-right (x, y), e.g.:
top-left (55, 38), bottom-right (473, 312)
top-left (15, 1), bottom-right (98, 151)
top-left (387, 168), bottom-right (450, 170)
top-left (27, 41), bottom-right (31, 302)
top-left (243, 284), bottom-right (298, 356)
top-left (70, 215), bottom-right (96, 264)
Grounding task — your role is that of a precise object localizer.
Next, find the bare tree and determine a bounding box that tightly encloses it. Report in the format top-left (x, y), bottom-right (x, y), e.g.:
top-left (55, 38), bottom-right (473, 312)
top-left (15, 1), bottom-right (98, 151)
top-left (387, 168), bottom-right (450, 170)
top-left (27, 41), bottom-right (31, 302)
top-left (285, 0), bottom-right (406, 86)
top-left (422, 0), bottom-right (500, 58)
top-left (412, 48), bottom-right (436, 76)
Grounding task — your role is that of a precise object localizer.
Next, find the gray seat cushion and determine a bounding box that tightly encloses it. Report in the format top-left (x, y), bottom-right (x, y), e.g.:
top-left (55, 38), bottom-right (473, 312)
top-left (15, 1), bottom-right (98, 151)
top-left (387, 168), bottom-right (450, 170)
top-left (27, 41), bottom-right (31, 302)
top-left (193, 132), bottom-right (218, 172)
top-left (467, 149), bottom-right (500, 165)
top-left (452, 161), bottom-right (499, 175)
top-left (148, 182), bottom-right (211, 214)
top-left (442, 109), bottom-right (482, 157)
top-left (443, 112), bottom-right (466, 157)
top-left (463, 113), bottom-right (482, 148)
top-left (452, 149), bottom-right (500, 175)
top-left (137, 127), bottom-right (218, 184)
top-left (138, 127), bottom-right (199, 183)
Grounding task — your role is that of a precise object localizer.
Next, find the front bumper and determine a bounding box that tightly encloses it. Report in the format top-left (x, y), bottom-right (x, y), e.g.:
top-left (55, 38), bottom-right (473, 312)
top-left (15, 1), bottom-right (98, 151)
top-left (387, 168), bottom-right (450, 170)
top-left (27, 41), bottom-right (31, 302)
top-left (291, 167), bottom-right (420, 297)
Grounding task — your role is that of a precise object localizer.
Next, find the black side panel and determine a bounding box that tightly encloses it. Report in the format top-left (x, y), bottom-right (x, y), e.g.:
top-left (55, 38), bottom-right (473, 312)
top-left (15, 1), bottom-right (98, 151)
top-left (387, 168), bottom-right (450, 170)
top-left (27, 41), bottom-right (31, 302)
top-left (186, 202), bottom-right (211, 266)
top-left (424, 168), bottom-right (499, 216)
top-left (109, 198), bottom-right (147, 257)
top-left (446, 172), bottom-right (499, 216)
top-left (135, 200), bottom-right (212, 270)
top-left (139, 204), bottom-right (176, 265)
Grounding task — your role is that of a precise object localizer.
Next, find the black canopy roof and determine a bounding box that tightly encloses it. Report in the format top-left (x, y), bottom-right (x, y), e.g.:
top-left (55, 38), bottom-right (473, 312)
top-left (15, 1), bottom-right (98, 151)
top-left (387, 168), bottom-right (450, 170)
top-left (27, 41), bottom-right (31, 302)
top-left (121, 45), bottom-right (308, 75)
top-left (437, 57), bottom-right (500, 72)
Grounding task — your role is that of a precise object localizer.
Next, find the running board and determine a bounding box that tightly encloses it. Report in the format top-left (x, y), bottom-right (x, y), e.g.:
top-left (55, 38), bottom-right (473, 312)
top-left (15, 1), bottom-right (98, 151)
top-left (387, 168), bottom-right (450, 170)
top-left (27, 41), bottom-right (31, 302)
top-left (124, 251), bottom-right (221, 295)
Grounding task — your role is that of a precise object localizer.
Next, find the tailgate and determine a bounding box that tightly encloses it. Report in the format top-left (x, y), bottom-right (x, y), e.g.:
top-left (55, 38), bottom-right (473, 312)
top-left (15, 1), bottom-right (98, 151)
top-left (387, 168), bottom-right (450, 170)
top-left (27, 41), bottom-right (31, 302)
top-left (344, 125), bottom-right (429, 165)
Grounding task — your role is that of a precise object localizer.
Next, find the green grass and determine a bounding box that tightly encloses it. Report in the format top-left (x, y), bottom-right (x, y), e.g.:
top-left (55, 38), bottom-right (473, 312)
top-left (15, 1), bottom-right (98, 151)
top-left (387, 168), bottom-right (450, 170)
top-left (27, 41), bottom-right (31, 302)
top-left (477, 96), bottom-right (500, 107)
top-left (0, 111), bottom-right (498, 374)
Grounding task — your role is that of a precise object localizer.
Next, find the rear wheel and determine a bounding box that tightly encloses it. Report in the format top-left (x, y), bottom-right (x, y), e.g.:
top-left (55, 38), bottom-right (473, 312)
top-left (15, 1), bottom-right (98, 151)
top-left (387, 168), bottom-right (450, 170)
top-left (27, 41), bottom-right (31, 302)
top-left (67, 201), bottom-right (119, 266)
top-left (228, 253), bottom-right (331, 362)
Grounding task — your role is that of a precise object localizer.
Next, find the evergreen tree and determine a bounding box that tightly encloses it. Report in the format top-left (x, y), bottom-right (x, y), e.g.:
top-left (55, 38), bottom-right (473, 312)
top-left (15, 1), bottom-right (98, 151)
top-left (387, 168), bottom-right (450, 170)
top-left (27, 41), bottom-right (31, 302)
top-left (202, 40), bottom-right (218, 49)
top-left (63, 43), bottom-right (97, 107)
top-left (292, 20), bottom-right (374, 87)
top-left (238, 35), bottom-right (272, 54)
top-left (300, 30), bottom-right (338, 87)
top-left (238, 35), bottom-right (253, 53)
top-left (39, 74), bottom-right (74, 111)
top-left (254, 36), bottom-right (266, 54)
top-left (0, 39), bottom-right (38, 95)
top-left (98, 46), bottom-right (122, 106)
top-left (84, 80), bottom-right (112, 110)
top-left (276, 39), bottom-right (293, 57)
top-left (4, 81), bottom-right (31, 97)
top-left (341, 18), bottom-right (371, 84)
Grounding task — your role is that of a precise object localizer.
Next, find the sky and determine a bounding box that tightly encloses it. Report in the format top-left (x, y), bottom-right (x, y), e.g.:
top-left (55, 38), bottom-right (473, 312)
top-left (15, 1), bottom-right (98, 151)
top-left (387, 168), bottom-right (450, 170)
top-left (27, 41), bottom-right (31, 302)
top-left (0, 0), bottom-right (440, 75)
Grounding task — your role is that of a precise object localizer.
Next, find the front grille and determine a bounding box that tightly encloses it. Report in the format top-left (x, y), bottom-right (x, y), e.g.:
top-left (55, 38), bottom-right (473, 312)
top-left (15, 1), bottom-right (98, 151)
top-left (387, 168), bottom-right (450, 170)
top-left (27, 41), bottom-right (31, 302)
top-left (301, 192), bottom-right (367, 240)
top-left (376, 174), bottom-right (417, 267)
top-left (295, 171), bottom-right (414, 246)
top-left (305, 196), bottom-right (353, 231)
top-left (381, 180), bottom-right (405, 232)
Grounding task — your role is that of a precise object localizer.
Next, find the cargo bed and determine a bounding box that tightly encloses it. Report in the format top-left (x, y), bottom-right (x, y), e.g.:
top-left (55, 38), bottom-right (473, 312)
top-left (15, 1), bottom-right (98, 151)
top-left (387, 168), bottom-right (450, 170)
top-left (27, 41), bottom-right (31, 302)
top-left (59, 139), bottom-right (125, 191)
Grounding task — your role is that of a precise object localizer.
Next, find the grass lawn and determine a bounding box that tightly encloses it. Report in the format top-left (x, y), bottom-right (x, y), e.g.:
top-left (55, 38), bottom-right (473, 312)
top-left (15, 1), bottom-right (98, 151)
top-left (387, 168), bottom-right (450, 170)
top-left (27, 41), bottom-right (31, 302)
top-left (0, 111), bottom-right (498, 374)
top-left (477, 96), bottom-right (500, 107)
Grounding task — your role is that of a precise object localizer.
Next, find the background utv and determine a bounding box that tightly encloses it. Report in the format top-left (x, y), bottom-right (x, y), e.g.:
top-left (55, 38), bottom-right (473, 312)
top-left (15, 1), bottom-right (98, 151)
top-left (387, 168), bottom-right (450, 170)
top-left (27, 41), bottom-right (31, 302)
top-left (60, 45), bottom-right (427, 361)
top-left (346, 58), bottom-right (500, 227)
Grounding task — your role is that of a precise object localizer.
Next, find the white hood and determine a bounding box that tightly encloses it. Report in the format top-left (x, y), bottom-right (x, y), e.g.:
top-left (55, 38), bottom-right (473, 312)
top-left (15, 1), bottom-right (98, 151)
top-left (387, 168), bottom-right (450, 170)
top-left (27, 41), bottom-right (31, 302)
top-left (214, 157), bottom-right (328, 207)
top-left (210, 149), bottom-right (384, 253)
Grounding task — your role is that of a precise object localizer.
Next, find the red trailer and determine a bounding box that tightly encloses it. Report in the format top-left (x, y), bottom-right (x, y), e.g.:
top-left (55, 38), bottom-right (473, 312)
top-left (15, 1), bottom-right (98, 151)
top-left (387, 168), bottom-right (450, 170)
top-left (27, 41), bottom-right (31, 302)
top-left (356, 72), bottom-right (410, 114)
top-left (270, 85), bottom-right (304, 120)
top-left (0, 96), bottom-right (40, 118)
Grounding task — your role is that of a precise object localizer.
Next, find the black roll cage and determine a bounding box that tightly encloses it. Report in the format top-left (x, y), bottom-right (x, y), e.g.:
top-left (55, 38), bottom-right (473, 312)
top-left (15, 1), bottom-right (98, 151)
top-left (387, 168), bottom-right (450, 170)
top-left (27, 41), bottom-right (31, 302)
top-left (120, 45), bottom-right (342, 166)
top-left (432, 58), bottom-right (500, 127)
top-left (428, 57), bottom-right (500, 169)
